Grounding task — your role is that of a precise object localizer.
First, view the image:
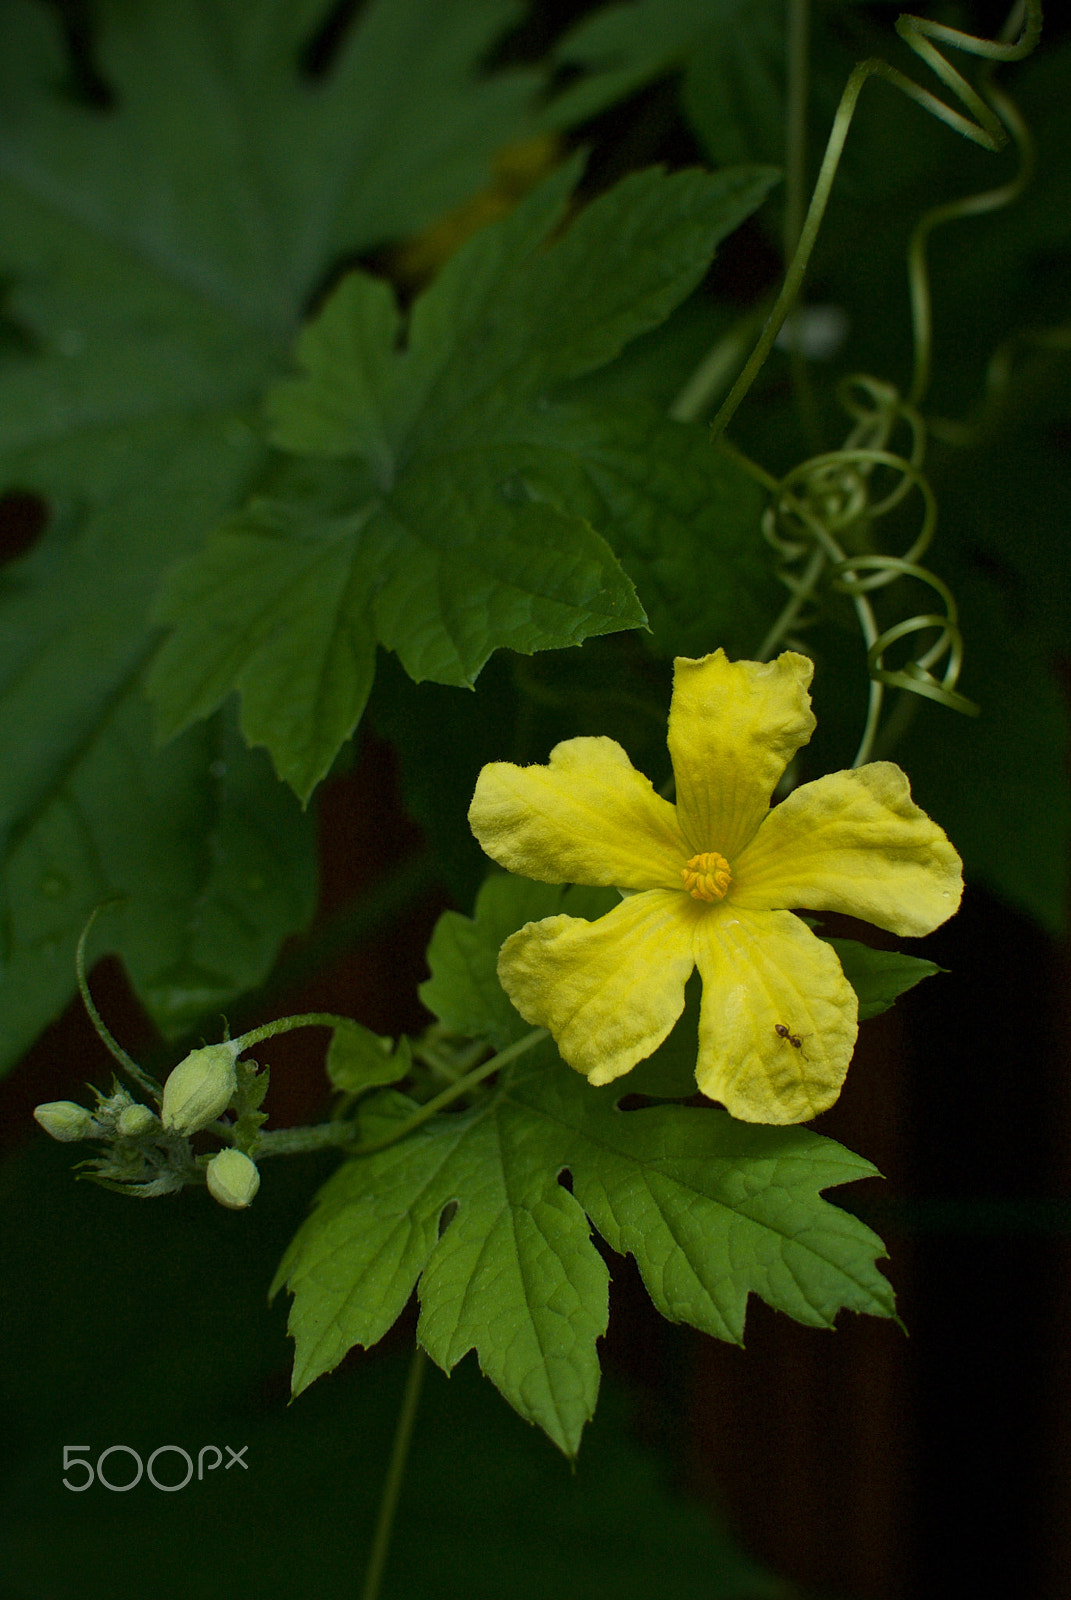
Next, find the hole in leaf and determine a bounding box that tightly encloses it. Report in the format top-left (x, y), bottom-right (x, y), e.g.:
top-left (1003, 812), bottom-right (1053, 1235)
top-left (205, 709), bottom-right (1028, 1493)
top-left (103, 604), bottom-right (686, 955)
top-left (300, 0), bottom-right (362, 80)
top-left (0, 491), bottom-right (48, 566)
top-left (55, 1), bottom-right (116, 108)
top-left (437, 1200), bottom-right (458, 1238)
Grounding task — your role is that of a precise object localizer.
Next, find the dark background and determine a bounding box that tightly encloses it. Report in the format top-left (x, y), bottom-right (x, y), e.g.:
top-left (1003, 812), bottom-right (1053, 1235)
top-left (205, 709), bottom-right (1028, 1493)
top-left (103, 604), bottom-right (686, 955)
top-left (2, 2), bottom-right (1069, 1596)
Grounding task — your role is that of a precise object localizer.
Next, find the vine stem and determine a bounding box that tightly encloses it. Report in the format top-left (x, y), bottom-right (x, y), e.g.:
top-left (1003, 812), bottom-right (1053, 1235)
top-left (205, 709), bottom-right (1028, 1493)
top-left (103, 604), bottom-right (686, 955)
top-left (710, 57), bottom-right (871, 440)
top-left (230, 1011), bottom-right (355, 1052)
top-left (76, 904), bottom-right (162, 1100)
top-left (362, 1346), bottom-right (428, 1600)
top-left (710, 1), bottom-right (1040, 441)
top-left (248, 1028), bottom-right (549, 1161)
top-left (779, 489), bottom-right (884, 769)
top-left (351, 1029), bottom-right (548, 1158)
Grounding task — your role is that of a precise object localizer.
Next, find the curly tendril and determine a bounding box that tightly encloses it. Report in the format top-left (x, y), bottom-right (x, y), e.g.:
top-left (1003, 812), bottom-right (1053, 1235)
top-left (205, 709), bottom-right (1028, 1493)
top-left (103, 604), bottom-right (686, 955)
top-left (747, 375), bottom-right (978, 767)
top-left (710, 0), bottom-right (1042, 436)
top-left (676, 1), bottom-right (1041, 766)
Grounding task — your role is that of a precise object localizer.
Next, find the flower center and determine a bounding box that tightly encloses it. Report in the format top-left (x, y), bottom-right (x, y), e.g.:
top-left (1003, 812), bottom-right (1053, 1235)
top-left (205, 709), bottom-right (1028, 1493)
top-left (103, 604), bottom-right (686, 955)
top-left (681, 851), bottom-right (732, 903)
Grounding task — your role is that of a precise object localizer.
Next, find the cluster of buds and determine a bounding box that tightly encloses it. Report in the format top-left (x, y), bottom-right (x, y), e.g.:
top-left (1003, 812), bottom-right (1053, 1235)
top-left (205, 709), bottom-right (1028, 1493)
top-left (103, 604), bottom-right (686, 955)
top-left (34, 1041), bottom-right (263, 1208)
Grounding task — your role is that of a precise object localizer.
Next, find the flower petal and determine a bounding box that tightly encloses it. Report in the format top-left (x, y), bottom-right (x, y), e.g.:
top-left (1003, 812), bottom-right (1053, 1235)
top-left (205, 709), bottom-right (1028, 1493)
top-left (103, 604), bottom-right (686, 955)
top-left (694, 907), bottom-right (858, 1123)
top-left (469, 736), bottom-right (688, 890)
top-left (497, 890), bottom-right (697, 1085)
top-left (667, 651), bottom-right (817, 860)
top-left (731, 762), bottom-right (963, 937)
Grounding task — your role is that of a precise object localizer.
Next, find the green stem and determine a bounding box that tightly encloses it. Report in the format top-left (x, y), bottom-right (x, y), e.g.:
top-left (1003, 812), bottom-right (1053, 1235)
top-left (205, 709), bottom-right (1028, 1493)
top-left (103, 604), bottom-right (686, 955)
top-left (783, 0), bottom-right (822, 450)
top-left (352, 1029), bottom-right (548, 1158)
top-left (906, 78), bottom-right (1035, 407)
top-left (668, 303), bottom-right (770, 424)
top-left (755, 544), bottom-right (826, 662)
top-left (362, 1346), bottom-right (428, 1600)
top-left (231, 1012), bottom-right (357, 1052)
top-left (249, 1121), bottom-right (358, 1158)
top-left (246, 1029), bottom-right (549, 1163)
top-left (711, 58), bottom-right (873, 440)
top-left (710, 2), bottom-right (1039, 440)
top-left (765, 484), bottom-right (883, 766)
top-left (76, 904), bottom-right (161, 1100)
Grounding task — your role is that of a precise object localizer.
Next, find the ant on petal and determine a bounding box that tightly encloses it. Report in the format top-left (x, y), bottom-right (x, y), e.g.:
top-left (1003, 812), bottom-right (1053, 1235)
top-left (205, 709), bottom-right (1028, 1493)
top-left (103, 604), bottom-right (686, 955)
top-left (774, 1022), bottom-right (810, 1058)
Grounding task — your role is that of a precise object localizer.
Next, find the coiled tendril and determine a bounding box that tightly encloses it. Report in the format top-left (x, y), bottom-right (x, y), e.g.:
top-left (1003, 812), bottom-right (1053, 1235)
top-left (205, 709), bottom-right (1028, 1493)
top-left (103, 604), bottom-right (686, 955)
top-left (691, 0), bottom-right (1043, 766)
top-left (748, 376), bottom-right (975, 769)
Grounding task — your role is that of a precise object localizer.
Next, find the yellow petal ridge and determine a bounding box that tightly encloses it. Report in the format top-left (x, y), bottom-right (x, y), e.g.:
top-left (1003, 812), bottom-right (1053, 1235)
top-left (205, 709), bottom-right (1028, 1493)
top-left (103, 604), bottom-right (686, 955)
top-left (469, 736), bottom-right (688, 891)
top-left (496, 890), bottom-right (697, 1085)
top-left (667, 651), bottom-right (817, 860)
top-left (731, 762), bottom-right (963, 937)
top-left (693, 907), bottom-right (858, 1123)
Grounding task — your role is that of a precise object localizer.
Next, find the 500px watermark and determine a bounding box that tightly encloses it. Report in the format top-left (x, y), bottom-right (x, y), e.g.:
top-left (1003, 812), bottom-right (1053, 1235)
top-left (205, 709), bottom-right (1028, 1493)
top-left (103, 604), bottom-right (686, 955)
top-left (62, 1444), bottom-right (248, 1491)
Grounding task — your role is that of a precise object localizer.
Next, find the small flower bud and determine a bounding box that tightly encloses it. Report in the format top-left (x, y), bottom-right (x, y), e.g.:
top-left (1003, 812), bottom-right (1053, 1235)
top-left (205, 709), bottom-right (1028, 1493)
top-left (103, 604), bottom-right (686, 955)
top-left (34, 1101), bottom-right (97, 1142)
top-left (206, 1148), bottom-right (260, 1210)
top-left (161, 1043), bottom-right (239, 1135)
top-left (116, 1103), bottom-right (158, 1139)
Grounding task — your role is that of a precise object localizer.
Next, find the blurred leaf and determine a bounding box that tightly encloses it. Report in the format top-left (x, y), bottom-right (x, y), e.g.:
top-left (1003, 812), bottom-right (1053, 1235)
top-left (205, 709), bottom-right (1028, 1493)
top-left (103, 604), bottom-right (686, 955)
top-left (149, 161), bottom-right (778, 798)
top-left (0, 0), bottom-right (545, 1067)
top-left (547, 0), bottom-right (855, 185)
top-left (546, 0), bottom-right (748, 132)
top-left (893, 571), bottom-right (1069, 936)
top-left (0, 692), bottom-right (316, 1066)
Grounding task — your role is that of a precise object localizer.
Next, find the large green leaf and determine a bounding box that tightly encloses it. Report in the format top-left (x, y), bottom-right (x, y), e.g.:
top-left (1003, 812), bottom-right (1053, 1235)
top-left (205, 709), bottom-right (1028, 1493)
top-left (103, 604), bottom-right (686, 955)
top-left (273, 874), bottom-right (895, 1454)
top-left (0, 0), bottom-right (541, 1067)
top-left (148, 159), bottom-right (778, 797)
top-left (473, 399), bottom-right (780, 657)
top-left (0, 691), bottom-right (316, 1063)
top-left (0, 417), bottom-right (313, 1070)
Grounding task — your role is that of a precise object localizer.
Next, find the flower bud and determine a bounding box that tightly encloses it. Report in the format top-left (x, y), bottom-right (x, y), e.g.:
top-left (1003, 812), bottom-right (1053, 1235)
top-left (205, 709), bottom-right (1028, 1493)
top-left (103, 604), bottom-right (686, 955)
top-left (206, 1148), bottom-right (260, 1210)
top-left (161, 1043), bottom-right (239, 1135)
top-left (34, 1101), bottom-right (97, 1143)
top-left (116, 1103), bottom-right (158, 1139)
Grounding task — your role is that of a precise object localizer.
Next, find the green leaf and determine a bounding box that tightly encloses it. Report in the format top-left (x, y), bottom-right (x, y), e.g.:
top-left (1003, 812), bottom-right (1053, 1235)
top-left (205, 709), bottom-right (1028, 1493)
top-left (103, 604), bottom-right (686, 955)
top-left (476, 399), bottom-right (780, 657)
top-left (0, 0), bottom-right (543, 1065)
top-left (149, 161), bottom-right (779, 798)
top-left (419, 872), bottom-right (617, 1049)
top-left (275, 874), bottom-right (895, 1453)
top-left (0, 693), bottom-right (316, 1068)
top-left (545, 0), bottom-right (726, 130)
top-left (146, 484), bottom-right (383, 800)
top-left (327, 1022), bottom-right (411, 1095)
top-left (546, 0), bottom-right (791, 170)
top-left (825, 938), bottom-right (943, 1022)
top-left (273, 1084), bottom-right (610, 1457)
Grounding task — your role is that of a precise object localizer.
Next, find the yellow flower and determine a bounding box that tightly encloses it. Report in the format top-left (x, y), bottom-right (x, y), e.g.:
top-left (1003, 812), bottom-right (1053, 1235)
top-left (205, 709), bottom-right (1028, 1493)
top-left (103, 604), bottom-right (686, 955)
top-left (468, 650), bottom-right (962, 1124)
